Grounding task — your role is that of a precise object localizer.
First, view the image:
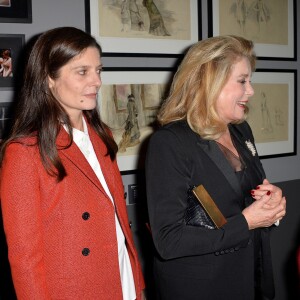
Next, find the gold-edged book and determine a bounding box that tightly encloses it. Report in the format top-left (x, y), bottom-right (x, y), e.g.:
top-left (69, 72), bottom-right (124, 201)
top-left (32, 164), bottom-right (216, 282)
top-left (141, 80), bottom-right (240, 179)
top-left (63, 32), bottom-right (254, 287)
top-left (192, 185), bottom-right (227, 229)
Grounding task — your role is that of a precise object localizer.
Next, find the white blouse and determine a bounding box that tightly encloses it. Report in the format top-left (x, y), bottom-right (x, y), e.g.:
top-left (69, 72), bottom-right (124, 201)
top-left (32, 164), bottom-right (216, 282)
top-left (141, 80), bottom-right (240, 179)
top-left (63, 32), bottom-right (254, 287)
top-left (70, 118), bottom-right (136, 300)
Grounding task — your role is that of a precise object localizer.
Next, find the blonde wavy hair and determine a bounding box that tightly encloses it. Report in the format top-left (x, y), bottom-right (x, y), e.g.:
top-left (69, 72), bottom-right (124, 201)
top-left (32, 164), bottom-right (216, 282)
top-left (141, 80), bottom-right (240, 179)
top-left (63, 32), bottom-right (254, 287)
top-left (158, 35), bottom-right (256, 140)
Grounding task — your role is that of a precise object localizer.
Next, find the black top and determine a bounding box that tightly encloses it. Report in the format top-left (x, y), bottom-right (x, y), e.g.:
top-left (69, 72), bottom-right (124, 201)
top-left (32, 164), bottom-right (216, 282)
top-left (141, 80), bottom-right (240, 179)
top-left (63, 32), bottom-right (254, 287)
top-left (146, 120), bottom-right (274, 300)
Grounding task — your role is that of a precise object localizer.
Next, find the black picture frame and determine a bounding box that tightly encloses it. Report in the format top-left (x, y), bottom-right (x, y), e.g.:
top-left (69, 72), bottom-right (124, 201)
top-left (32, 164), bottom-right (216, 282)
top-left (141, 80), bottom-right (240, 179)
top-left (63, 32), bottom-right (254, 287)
top-left (248, 69), bottom-right (297, 159)
top-left (98, 67), bottom-right (175, 172)
top-left (85, 0), bottom-right (201, 57)
top-left (0, 0), bottom-right (32, 23)
top-left (0, 34), bottom-right (25, 90)
top-left (0, 101), bottom-right (14, 140)
top-left (207, 0), bottom-right (297, 61)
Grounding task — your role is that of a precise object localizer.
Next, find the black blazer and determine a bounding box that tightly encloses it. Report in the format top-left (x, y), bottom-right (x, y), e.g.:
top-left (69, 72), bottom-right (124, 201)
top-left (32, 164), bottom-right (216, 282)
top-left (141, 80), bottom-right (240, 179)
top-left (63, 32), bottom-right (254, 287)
top-left (146, 121), bottom-right (274, 300)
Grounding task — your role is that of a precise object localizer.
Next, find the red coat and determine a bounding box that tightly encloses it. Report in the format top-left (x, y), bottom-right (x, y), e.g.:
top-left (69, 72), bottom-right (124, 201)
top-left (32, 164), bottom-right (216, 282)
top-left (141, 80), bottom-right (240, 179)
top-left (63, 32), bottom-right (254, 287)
top-left (0, 124), bottom-right (145, 299)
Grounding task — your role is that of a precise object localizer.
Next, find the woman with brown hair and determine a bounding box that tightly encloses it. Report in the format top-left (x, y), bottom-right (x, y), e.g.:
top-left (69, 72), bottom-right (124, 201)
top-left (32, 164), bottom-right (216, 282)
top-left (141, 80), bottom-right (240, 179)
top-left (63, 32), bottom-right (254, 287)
top-left (0, 27), bottom-right (145, 300)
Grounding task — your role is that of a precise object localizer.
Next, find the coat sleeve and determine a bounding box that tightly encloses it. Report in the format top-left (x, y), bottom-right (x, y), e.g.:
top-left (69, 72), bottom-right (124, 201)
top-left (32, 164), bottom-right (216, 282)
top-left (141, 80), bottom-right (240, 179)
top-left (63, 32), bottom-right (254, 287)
top-left (145, 128), bottom-right (250, 260)
top-left (0, 143), bottom-right (51, 300)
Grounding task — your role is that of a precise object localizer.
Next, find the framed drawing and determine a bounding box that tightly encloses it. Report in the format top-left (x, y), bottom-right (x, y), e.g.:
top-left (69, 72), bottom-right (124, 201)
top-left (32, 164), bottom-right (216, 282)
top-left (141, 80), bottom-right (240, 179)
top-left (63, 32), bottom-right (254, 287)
top-left (0, 101), bottom-right (13, 140)
top-left (0, 0), bottom-right (32, 23)
top-left (247, 69), bottom-right (296, 158)
top-left (85, 0), bottom-right (201, 57)
top-left (208, 0), bottom-right (296, 60)
top-left (98, 67), bottom-right (174, 172)
top-left (0, 34), bottom-right (25, 90)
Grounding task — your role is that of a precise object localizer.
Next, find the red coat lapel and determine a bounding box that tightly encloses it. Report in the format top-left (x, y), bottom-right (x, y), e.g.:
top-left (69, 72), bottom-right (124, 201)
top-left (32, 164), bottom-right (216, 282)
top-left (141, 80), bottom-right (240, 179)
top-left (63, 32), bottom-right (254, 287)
top-left (56, 126), bottom-right (112, 202)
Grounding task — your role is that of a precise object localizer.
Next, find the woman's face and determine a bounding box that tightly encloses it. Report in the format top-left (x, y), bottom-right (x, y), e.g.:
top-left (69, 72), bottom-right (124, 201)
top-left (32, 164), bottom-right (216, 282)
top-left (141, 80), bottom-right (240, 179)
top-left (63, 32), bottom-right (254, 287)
top-left (48, 46), bottom-right (102, 119)
top-left (215, 57), bottom-right (254, 124)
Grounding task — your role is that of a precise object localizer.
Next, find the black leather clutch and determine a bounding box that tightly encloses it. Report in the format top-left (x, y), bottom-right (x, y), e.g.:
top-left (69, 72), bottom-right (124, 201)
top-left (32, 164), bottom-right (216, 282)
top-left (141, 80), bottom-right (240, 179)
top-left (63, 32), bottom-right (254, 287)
top-left (184, 185), bottom-right (227, 230)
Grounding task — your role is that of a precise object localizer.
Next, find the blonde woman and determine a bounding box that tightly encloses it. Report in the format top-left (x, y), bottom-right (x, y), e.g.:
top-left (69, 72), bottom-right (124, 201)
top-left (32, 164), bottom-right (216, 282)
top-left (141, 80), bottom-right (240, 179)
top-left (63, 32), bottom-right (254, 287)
top-left (146, 35), bottom-right (286, 300)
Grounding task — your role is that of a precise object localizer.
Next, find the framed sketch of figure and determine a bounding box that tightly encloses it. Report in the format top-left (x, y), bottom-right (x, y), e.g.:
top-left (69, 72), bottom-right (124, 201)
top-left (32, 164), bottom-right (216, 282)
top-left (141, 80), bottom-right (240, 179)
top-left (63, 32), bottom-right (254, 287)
top-left (247, 69), bottom-right (296, 158)
top-left (85, 0), bottom-right (201, 56)
top-left (98, 68), bottom-right (173, 172)
top-left (208, 0), bottom-right (296, 60)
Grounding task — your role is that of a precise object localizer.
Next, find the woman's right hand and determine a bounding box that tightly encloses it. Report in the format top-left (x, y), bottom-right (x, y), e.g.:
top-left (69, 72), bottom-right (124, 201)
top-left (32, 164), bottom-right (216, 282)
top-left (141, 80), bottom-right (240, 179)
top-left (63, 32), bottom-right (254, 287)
top-left (242, 185), bottom-right (286, 230)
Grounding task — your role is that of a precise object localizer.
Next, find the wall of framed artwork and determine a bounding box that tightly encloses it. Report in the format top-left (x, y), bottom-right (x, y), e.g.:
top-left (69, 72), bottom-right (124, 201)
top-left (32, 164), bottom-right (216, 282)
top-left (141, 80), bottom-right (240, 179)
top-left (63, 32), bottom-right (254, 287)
top-left (85, 0), bottom-right (201, 56)
top-left (207, 0), bottom-right (296, 60)
top-left (0, 0), bottom-right (32, 23)
top-left (247, 69), bottom-right (297, 158)
top-left (0, 34), bottom-right (25, 90)
top-left (98, 67), bottom-right (174, 172)
top-left (0, 0), bottom-right (298, 183)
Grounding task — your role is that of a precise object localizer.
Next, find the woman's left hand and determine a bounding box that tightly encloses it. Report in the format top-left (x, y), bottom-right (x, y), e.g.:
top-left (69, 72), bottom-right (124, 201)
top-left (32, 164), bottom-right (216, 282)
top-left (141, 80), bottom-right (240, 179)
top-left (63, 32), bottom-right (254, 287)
top-left (251, 178), bottom-right (286, 219)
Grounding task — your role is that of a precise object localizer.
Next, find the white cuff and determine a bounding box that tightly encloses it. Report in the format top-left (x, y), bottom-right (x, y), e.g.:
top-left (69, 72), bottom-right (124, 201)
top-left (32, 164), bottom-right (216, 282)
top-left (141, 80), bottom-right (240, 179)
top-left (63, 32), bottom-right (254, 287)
top-left (274, 220), bottom-right (280, 226)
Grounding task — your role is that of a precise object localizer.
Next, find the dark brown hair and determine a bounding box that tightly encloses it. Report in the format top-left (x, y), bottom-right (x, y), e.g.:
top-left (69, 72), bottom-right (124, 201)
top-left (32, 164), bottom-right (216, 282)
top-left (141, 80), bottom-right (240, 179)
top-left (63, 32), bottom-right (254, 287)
top-left (0, 27), bottom-right (118, 181)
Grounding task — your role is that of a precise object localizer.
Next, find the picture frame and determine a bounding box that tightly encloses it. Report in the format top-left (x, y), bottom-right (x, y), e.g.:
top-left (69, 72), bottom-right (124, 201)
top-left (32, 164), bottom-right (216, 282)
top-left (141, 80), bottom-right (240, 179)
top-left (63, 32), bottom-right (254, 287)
top-left (0, 34), bottom-right (25, 90)
top-left (207, 0), bottom-right (296, 60)
top-left (247, 69), bottom-right (297, 158)
top-left (85, 0), bottom-right (201, 57)
top-left (0, 101), bottom-right (13, 140)
top-left (99, 67), bottom-right (175, 172)
top-left (0, 0), bottom-right (32, 23)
